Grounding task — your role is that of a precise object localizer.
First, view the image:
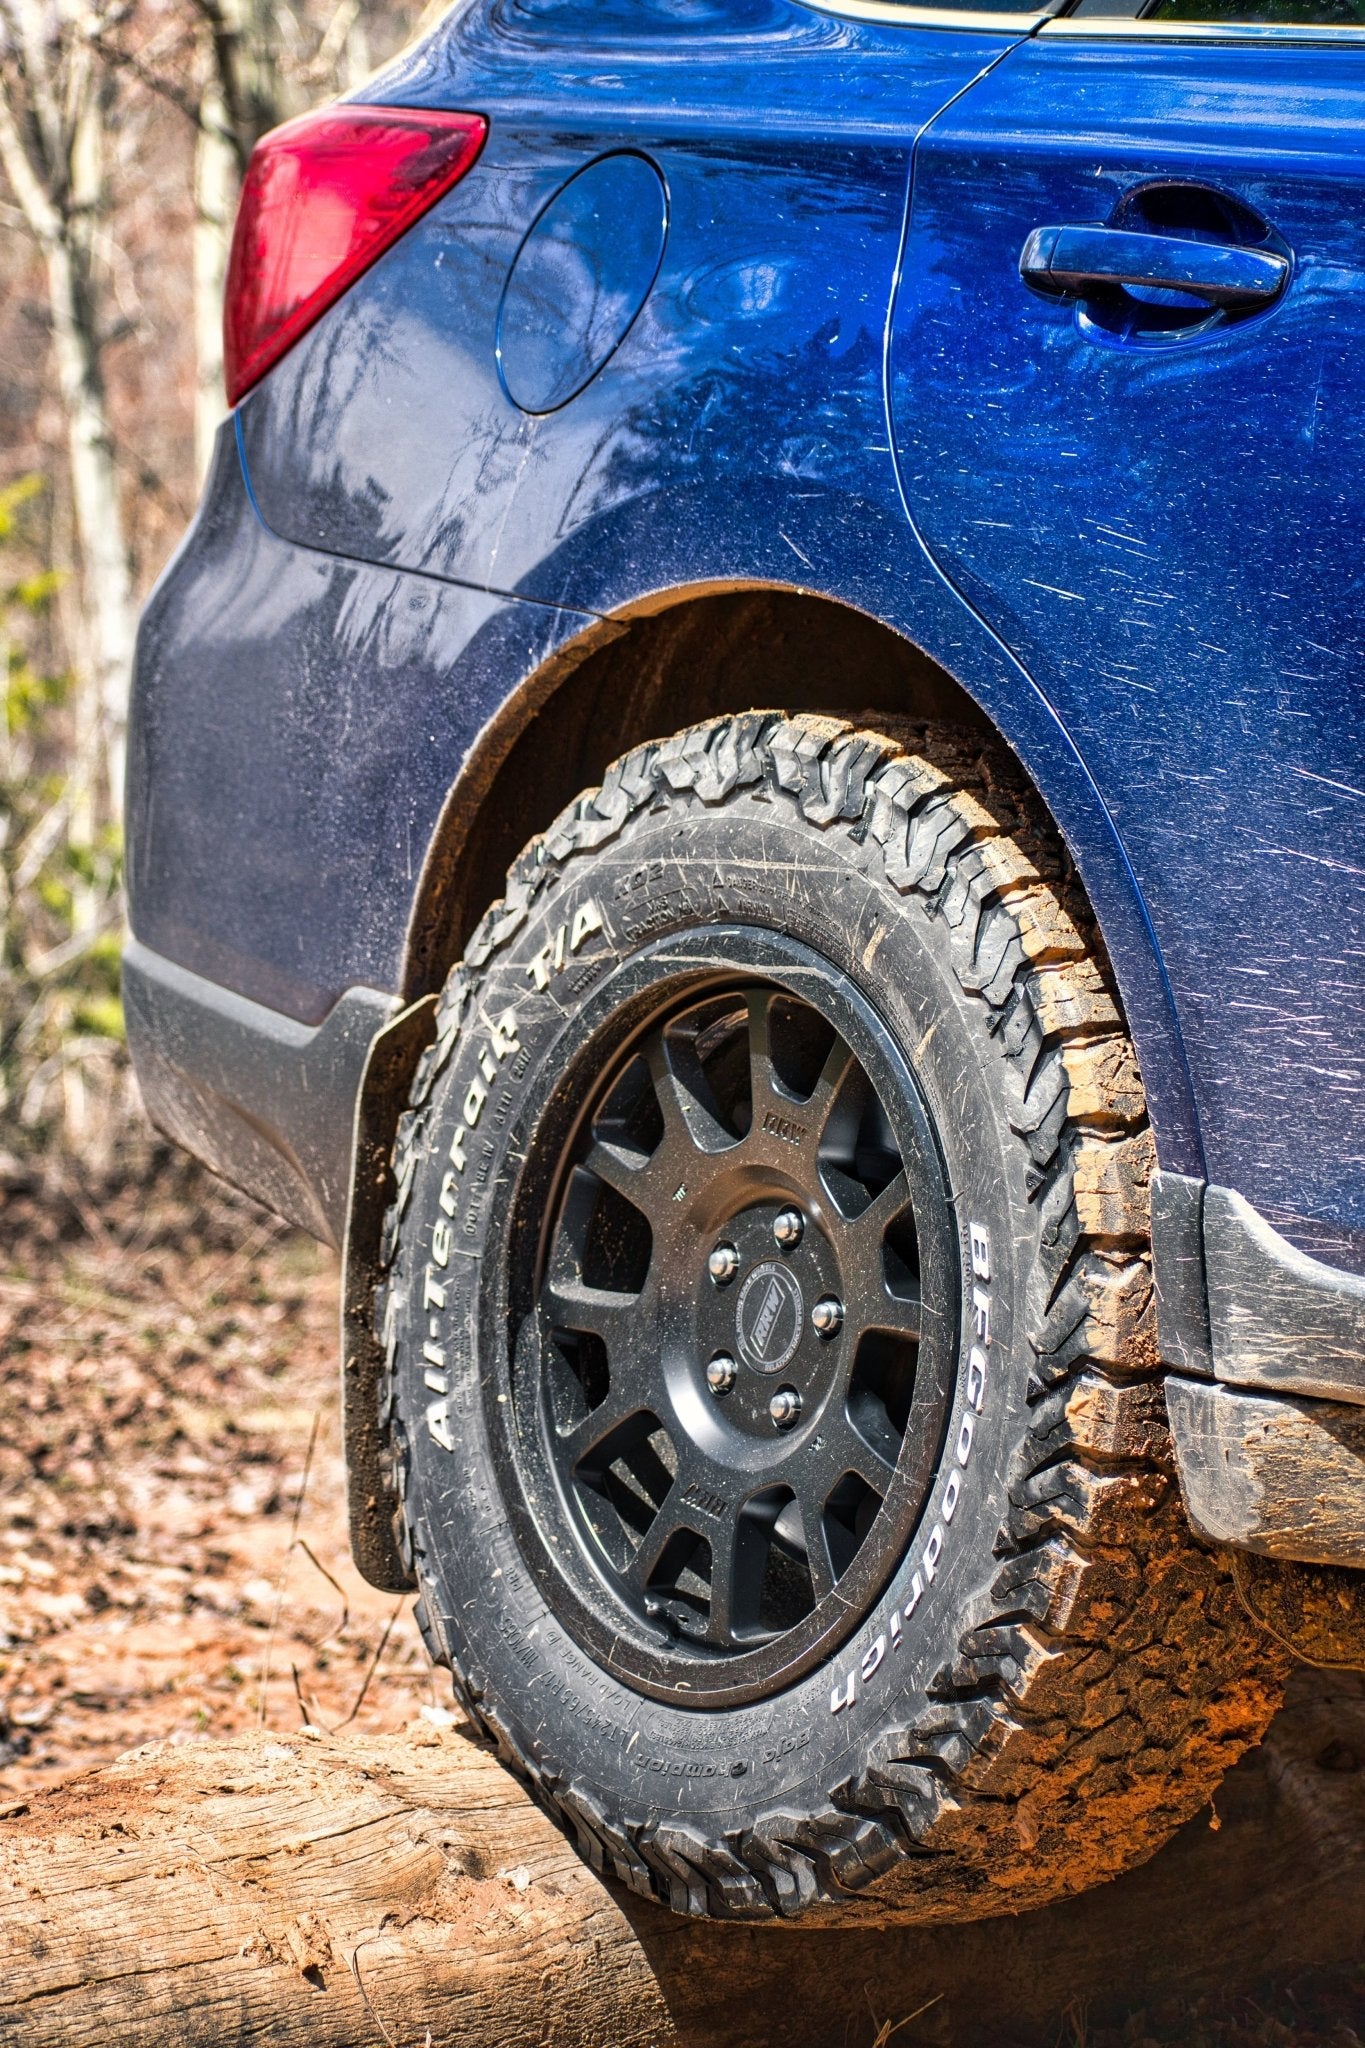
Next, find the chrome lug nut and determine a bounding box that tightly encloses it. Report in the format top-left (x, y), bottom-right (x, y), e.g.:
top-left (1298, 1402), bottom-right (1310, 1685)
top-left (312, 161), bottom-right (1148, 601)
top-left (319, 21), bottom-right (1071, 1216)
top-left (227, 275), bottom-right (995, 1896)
top-left (706, 1353), bottom-right (738, 1397)
top-left (707, 1242), bottom-right (741, 1286)
top-left (811, 1295), bottom-right (844, 1339)
top-left (769, 1387), bottom-right (802, 1430)
top-left (773, 1207), bottom-right (805, 1251)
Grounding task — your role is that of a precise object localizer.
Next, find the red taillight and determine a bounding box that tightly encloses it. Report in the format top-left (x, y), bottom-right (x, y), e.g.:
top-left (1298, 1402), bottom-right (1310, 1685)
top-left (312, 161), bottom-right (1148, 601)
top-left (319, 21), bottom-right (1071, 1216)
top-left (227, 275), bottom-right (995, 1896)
top-left (223, 104), bottom-right (487, 407)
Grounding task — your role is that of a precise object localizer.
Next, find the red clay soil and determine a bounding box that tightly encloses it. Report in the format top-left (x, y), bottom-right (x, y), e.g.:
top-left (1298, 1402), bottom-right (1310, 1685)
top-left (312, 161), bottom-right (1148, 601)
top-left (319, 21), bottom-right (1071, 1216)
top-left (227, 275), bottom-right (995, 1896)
top-left (0, 1157), bottom-right (1361, 2048)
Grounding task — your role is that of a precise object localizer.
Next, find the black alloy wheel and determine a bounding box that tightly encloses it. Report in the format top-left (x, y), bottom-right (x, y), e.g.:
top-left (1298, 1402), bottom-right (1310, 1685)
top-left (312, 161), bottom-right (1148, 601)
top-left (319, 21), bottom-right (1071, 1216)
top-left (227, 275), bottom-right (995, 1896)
top-left (507, 968), bottom-right (958, 1705)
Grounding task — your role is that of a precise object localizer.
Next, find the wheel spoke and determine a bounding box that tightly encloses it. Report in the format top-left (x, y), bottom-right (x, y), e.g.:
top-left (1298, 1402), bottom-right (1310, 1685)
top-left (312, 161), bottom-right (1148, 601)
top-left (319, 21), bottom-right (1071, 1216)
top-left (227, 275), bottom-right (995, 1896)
top-left (541, 1273), bottom-right (640, 1348)
top-left (799, 1502), bottom-right (838, 1604)
top-left (745, 987), bottom-right (791, 1128)
top-left (845, 1165), bottom-right (910, 1241)
top-left (625, 1498), bottom-right (689, 1592)
top-left (862, 1280), bottom-right (922, 1344)
top-left (837, 1421), bottom-right (898, 1499)
top-left (833, 1167), bottom-right (924, 1341)
top-left (703, 1511), bottom-right (742, 1646)
top-left (644, 1030), bottom-right (733, 1160)
top-left (581, 1139), bottom-right (650, 1206)
top-left (806, 1035), bottom-right (862, 1149)
top-left (558, 1383), bottom-right (655, 1474)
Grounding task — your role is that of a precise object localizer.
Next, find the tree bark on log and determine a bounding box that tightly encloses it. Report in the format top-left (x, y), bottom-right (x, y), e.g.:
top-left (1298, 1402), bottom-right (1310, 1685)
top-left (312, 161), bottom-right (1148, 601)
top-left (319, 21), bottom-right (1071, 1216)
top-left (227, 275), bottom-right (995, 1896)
top-left (0, 1670), bottom-right (1361, 2048)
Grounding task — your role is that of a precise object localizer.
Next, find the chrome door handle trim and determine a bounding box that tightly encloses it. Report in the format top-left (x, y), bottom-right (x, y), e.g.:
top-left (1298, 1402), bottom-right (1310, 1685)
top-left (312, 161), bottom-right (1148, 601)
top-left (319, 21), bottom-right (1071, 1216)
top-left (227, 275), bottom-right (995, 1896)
top-left (1020, 223), bottom-right (1289, 308)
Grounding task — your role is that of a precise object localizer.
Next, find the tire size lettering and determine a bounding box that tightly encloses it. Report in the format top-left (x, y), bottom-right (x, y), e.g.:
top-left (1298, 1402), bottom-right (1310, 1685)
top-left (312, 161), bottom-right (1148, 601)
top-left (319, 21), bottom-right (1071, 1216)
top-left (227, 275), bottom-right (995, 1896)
top-left (830, 1220), bottom-right (992, 1716)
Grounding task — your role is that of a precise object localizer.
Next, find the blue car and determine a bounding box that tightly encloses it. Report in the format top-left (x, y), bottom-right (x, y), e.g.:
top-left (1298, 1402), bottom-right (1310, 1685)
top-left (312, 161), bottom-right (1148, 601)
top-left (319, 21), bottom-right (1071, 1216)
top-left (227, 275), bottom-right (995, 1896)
top-left (124, 0), bottom-right (1365, 1925)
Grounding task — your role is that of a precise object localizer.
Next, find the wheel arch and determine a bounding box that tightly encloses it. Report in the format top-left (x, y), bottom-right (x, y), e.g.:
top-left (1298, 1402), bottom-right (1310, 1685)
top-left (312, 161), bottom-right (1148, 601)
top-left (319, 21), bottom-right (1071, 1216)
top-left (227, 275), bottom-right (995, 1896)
top-left (402, 583), bottom-right (1003, 1003)
top-left (343, 583), bottom-right (1199, 1592)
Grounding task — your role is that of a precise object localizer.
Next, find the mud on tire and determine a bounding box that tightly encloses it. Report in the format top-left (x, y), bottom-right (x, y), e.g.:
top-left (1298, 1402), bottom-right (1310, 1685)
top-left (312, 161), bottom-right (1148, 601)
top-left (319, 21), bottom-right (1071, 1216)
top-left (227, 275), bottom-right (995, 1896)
top-left (378, 712), bottom-right (1283, 1926)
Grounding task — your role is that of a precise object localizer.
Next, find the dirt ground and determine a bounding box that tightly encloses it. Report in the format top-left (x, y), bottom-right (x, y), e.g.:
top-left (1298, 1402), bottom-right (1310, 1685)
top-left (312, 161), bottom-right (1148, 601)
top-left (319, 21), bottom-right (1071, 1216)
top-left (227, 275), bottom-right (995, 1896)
top-left (0, 1159), bottom-right (436, 1795)
top-left (0, 1155), bottom-right (1361, 2048)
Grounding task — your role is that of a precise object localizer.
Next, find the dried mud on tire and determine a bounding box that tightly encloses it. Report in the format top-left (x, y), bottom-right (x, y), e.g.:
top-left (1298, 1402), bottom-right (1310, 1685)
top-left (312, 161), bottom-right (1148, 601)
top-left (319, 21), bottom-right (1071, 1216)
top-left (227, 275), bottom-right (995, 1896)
top-left (380, 712), bottom-right (1285, 1926)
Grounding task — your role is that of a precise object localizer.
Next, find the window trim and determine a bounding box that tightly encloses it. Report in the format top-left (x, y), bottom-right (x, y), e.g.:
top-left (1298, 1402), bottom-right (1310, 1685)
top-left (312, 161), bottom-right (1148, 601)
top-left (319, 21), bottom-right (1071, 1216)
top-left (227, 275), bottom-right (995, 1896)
top-left (798, 0), bottom-right (1050, 31)
top-left (800, 0), bottom-right (1365, 34)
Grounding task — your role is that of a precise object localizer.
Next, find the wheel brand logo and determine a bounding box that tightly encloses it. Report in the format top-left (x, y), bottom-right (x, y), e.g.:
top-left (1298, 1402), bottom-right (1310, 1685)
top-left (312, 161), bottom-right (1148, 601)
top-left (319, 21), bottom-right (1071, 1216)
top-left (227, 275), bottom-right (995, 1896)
top-left (761, 1109), bottom-right (809, 1147)
top-left (736, 1261), bottom-right (803, 1374)
top-left (680, 1479), bottom-right (729, 1520)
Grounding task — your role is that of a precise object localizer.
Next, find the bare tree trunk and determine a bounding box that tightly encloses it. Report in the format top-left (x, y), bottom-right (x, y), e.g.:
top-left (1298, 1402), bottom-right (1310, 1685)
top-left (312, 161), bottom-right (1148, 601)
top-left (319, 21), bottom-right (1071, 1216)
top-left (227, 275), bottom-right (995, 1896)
top-left (192, 79), bottom-right (235, 480)
top-left (0, 0), bottom-right (135, 822)
top-left (0, 1673), bottom-right (1360, 2047)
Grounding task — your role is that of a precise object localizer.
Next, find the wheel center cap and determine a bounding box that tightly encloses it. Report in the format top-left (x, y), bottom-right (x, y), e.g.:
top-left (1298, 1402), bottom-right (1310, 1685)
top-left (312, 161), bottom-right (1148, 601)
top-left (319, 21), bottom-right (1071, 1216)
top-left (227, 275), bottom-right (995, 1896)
top-left (735, 1261), bottom-right (804, 1374)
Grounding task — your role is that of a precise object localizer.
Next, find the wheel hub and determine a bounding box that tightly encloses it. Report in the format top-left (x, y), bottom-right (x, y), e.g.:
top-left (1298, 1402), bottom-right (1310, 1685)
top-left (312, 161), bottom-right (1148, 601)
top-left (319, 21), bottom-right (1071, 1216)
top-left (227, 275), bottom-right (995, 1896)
top-left (735, 1258), bottom-right (804, 1374)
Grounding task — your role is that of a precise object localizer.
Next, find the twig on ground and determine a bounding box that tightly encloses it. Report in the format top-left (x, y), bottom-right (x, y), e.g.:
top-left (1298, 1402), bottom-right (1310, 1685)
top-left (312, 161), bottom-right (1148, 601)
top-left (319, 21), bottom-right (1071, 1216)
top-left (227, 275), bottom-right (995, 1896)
top-left (296, 1538), bottom-right (350, 1645)
top-left (867, 1992), bottom-right (943, 2046)
top-left (348, 1938), bottom-right (398, 2047)
top-left (335, 1601), bottom-right (404, 1732)
top-left (258, 1410), bottom-right (320, 1727)
top-left (290, 1662), bottom-right (326, 1732)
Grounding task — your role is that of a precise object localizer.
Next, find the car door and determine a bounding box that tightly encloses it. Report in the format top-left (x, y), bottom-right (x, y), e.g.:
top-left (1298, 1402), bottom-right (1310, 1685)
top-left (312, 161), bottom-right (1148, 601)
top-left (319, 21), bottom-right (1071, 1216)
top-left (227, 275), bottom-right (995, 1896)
top-left (890, 7), bottom-right (1365, 1267)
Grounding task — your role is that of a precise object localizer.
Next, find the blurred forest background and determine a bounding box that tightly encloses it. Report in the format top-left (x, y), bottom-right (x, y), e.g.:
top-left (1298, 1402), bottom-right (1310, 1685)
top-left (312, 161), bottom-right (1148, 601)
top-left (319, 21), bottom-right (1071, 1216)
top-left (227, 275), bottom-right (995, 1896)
top-left (0, 0), bottom-right (426, 1185)
top-left (0, 0), bottom-right (438, 1801)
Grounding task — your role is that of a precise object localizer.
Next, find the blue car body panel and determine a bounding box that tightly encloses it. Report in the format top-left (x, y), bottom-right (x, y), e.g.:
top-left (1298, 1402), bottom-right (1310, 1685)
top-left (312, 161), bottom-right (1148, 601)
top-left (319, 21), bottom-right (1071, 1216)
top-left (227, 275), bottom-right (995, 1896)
top-left (891, 35), bottom-right (1365, 1264)
top-left (125, 0), bottom-right (1364, 1291)
top-left (220, 2), bottom-right (1209, 1179)
top-left (236, 11), bottom-right (1003, 611)
top-left (129, 425), bottom-right (594, 1024)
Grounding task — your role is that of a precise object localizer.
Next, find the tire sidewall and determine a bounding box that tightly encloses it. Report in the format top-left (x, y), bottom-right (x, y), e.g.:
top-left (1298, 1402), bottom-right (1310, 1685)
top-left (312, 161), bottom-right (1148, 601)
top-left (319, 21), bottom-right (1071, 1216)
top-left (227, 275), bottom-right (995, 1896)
top-left (396, 790), bottom-right (1035, 1826)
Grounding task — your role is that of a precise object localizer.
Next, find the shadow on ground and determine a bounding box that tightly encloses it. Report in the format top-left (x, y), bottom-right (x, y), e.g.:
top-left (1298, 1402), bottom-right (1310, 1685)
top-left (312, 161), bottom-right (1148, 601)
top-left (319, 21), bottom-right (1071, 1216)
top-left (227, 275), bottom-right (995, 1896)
top-left (626, 1667), bottom-right (1365, 2046)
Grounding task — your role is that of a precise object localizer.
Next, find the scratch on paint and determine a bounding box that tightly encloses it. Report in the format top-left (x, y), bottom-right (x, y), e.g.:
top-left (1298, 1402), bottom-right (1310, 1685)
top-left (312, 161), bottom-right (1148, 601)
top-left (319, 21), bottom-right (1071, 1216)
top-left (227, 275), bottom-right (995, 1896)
top-left (1289, 765), bottom-right (1365, 802)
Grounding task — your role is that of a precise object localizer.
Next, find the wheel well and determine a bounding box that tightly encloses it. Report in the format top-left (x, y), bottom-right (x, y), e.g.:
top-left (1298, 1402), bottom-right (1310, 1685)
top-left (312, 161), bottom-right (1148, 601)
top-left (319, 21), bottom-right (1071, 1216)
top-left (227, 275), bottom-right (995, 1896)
top-left (402, 588), bottom-right (1000, 998)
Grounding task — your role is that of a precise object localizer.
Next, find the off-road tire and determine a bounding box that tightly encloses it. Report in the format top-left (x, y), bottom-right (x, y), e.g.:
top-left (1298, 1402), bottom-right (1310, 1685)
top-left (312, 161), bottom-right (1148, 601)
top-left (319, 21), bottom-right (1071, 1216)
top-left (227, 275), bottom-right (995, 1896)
top-left (378, 712), bottom-right (1283, 1925)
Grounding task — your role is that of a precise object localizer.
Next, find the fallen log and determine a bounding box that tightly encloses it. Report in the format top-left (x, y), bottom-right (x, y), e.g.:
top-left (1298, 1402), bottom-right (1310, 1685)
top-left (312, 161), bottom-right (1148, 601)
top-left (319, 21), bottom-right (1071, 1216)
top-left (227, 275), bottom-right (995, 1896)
top-left (0, 1669), bottom-right (1361, 2048)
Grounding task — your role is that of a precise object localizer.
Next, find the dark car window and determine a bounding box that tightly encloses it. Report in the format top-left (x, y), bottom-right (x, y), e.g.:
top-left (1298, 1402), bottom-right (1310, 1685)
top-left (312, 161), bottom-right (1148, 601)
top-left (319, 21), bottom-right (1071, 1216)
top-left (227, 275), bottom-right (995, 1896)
top-left (1073, 0), bottom-right (1365, 22)
top-left (1146, 0), bottom-right (1365, 20)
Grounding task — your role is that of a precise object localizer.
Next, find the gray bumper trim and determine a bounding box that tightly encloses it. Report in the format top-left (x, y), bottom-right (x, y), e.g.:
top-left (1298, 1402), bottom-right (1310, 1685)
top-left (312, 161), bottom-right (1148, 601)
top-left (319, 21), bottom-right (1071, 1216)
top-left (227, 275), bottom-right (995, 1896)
top-left (1153, 1171), bottom-right (1365, 1569)
top-left (1153, 1171), bottom-right (1365, 1407)
top-left (1167, 1379), bottom-right (1365, 1567)
top-left (1205, 1186), bottom-right (1365, 1406)
top-left (123, 938), bottom-right (400, 1247)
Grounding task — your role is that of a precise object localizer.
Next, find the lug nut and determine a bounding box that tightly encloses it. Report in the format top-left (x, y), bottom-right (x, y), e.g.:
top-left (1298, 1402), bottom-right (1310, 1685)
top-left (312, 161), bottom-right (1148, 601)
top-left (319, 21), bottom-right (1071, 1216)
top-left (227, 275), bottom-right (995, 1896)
top-left (706, 1353), bottom-right (738, 1397)
top-left (707, 1242), bottom-right (741, 1286)
top-left (769, 1387), bottom-right (802, 1430)
top-left (773, 1207), bottom-right (805, 1251)
top-left (811, 1296), bottom-right (844, 1339)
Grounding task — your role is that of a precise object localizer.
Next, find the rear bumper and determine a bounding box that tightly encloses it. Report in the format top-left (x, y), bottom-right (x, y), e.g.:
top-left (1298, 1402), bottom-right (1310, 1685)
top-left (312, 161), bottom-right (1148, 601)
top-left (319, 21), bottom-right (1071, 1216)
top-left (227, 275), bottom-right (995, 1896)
top-left (1154, 1172), bottom-right (1365, 1569)
top-left (123, 938), bottom-right (398, 1248)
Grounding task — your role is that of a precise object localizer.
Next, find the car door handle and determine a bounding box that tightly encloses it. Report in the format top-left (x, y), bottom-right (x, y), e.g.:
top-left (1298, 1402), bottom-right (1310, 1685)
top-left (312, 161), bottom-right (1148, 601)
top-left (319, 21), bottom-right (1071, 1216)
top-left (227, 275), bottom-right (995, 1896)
top-left (1020, 225), bottom-right (1289, 309)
